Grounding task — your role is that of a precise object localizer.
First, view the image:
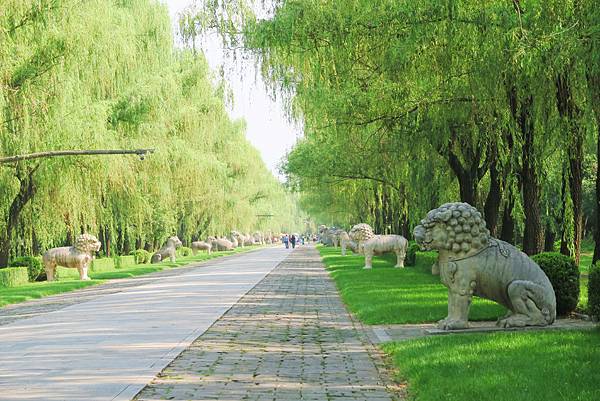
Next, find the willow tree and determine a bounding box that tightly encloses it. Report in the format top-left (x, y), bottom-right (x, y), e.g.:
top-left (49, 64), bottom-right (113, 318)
top-left (0, 0), bottom-right (304, 265)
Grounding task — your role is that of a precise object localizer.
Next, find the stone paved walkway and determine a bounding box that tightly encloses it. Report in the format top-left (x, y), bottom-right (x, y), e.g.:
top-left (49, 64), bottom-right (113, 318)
top-left (135, 246), bottom-right (399, 401)
top-left (0, 249), bottom-right (264, 327)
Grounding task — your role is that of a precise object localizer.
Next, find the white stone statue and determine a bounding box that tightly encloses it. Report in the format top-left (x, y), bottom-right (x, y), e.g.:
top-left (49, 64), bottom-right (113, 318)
top-left (242, 233), bottom-right (256, 246)
top-left (348, 223), bottom-right (375, 254)
top-left (191, 241), bottom-right (212, 255)
top-left (339, 231), bottom-right (358, 256)
top-left (42, 234), bottom-right (101, 281)
top-left (253, 231), bottom-right (264, 245)
top-left (211, 237), bottom-right (234, 251)
top-left (362, 235), bottom-right (408, 269)
top-left (414, 202), bottom-right (556, 329)
top-left (151, 236), bottom-right (182, 263)
top-left (229, 231), bottom-right (242, 247)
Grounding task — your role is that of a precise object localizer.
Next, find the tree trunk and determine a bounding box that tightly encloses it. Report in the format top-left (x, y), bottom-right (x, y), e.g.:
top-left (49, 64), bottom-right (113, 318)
top-left (484, 143), bottom-right (502, 236)
top-left (544, 224), bottom-right (556, 252)
top-left (500, 189), bottom-right (515, 244)
top-left (0, 167), bottom-right (38, 267)
top-left (593, 114), bottom-right (600, 264)
top-left (520, 95), bottom-right (543, 255)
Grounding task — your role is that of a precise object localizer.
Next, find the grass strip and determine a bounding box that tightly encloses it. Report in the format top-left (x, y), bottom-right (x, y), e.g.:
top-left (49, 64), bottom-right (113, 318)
top-left (382, 329), bottom-right (600, 401)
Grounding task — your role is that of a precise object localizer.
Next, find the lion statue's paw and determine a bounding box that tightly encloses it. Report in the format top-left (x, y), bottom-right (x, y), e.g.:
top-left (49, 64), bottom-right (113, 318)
top-left (437, 318), bottom-right (469, 330)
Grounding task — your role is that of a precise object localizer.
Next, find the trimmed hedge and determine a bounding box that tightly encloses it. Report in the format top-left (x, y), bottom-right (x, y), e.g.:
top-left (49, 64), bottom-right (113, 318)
top-left (532, 252), bottom-right (580, 316)
top-left (121, 255), bottom-right (136, 267)
top-left (589, 264), bottom-right (600, 320)
top-left (91, 257), bottom-right (114, 272)
top-left (9, 256), bottom-right (44, 282)
top-left (0, 266), bottom-right (29, 287)
top-left (405, 243), bottom-right (420, 267)
top-left (133, 249), bottom-right (151, 264)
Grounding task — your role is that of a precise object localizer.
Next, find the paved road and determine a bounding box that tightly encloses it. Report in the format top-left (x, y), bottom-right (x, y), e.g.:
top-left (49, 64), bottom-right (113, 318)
top-left (0, 247), bottom-right (290, 401)
top-left (136, 246), bottom-right (398, 401)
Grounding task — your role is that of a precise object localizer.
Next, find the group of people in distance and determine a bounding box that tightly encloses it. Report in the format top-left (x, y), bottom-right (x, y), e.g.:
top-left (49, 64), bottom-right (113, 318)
top-left (281, 233), bottom-right (304, 249)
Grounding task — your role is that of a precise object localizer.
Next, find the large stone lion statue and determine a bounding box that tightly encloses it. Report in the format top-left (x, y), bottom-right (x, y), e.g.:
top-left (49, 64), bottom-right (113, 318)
top-left (362, 235), bottom-right (408, 269)
top-left (191, 241), bottom-right (212, 255)
top-left (209, 236), bottom-right (235, 251)
top-left (348, 223), bottom-right (375, 254)
top-left (151, 236), bottom-right (182, 263)
top-left (42, 234), bottom-right (101, 281)
top-left (414, 202), bottom-right (556, 330)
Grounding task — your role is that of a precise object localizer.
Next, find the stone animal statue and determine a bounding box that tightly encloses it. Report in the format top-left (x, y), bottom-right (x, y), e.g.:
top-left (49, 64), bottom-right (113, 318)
top-left (348, 223), bottom-right (375, 254)
top-left (253, 231), bottom-right (264, 245)
top-left (340, 231), bottom-right (358, 256)
top-left (191, 241), bottom-right (212, 255)
top-left (243, 233), bottom-right (255, 246)
top-left (213, 238), bottom-right (234, 251)
top-left (43, 234), bottom-right (101, 281)
top-left (362, 235), bottom-right (408, 269)
top-left (229, 231), bottom-right (241, 247)
top-left (151, 236), bottom-right (182, 263)
top-left (413, 202), bottom-right (556, 330)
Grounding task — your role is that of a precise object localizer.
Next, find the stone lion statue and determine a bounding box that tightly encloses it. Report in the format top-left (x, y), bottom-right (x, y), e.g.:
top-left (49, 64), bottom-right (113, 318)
top-left (191, 241), bottom-right (212, 255)
top-left (348, 223), bottom-right (375, 254)
top-left (151, 236), bottom-right (182, 263)
top-left (414, 202), bottom-right (556, 330)
top-left (362, 235), bottom-right (408, 269)
top-left (42, 234), bottom-right (101, 281)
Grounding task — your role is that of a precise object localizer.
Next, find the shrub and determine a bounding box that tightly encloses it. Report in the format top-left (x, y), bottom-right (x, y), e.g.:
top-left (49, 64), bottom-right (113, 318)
top-left (532, 252), bottom-right (579, 316)
top-left (9, 256), bottom-right (44, 282)
top-left (133, 249), bottom-right (151, 264)
top-left (0, 266), bottom-right (29, 287)
top-left (588, 264), bottom-right (600, 321)
top-left (91, 257), bottom-right (115, 272)
top-left (120, 255), bottom-right (136, 268)
top-left (178, 246), bottom-right (192, 257)
top-left (405, 243), bottom-right (420, 267)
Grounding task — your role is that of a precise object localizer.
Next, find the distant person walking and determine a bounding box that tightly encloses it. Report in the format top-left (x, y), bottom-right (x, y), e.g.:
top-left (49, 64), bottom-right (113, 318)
top-left (290, 234), bottom-right (296, 249)
top-left (283, 234), bottom-right (289, 249)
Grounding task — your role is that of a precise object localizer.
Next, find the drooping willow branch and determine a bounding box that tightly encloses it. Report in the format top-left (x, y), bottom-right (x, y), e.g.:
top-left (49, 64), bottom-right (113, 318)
top-left (0, 149), bottom-right (155, 165)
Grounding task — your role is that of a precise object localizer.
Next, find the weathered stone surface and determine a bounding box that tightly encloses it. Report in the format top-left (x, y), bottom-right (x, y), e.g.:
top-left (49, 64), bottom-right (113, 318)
top-left (151, 236), bottom-right (182, 263)
top-left (42, 233), bottom-right (101, 281)
top-left (135, 246), bottom-right (397, 401)
top-left (191, 240), bottom-right (212, 255)
top-left (362, 235), bottom-right (408, 269)
top-left (414, 202), bottom-right (556, 330)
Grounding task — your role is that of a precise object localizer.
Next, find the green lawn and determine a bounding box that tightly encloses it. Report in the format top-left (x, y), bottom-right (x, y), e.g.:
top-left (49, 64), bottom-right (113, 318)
top-left (317, 246), bottom-right (506, 325)
top-left (382, 329), bottom-right (600, 401)
top-left (0, 246), bottom-right (262, 307)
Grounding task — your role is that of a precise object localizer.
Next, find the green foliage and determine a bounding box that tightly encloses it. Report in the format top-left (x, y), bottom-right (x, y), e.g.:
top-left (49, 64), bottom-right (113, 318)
top-left (133, 249), bottom-right (151, 264)
top-left (91, 258), bottom-right (115, 273)
top-left (178, 246), bottom-right (192, 257)
top-left (532, 252), bottom-right (580, 316)
top-left (318, 246), bottom-right (505, 324)
top-left (0, 280), bottom-right (100, 307)
top-left (0, 0), bottom-right (305, 263)
top-left (382, 330), bottom-right (600, 401)
top-left (120, 255), bottom-right (136, 268)
top-left (405, 243), bottom-right (420, 267)
top-left (589, 264), bottom-right (600, 320)
top-left (0, 267), bottom-right (29, 287)
top-left (9, 256), bottom-right (43, 282)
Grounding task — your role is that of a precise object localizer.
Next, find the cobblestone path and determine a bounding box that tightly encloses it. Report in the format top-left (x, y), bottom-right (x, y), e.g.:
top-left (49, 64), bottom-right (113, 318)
top-left (135, 246), bottom-right (399, 401)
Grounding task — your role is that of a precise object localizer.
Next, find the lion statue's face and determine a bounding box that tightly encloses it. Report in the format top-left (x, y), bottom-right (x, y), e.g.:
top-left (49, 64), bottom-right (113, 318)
top-left (414, 202), bottom-right (491, 259)
top-left (168, 236), bottom-right (182, 248)
top-left (74, 234), bottom-right (102, 254)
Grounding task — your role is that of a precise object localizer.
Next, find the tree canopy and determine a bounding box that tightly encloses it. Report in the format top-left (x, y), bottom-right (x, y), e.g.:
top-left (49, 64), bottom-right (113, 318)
top-left (0, 0), bottom-right (304, 265)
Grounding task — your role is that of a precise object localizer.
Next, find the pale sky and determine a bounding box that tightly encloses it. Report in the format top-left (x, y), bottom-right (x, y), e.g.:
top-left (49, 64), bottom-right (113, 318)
top-left (164, 0), bottom-right (301, 177)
